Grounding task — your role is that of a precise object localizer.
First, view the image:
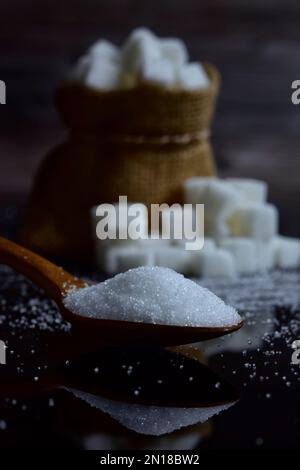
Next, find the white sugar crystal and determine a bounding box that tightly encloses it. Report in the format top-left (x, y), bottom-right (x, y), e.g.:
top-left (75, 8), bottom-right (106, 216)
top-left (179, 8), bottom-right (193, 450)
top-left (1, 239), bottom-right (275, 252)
top-left (63, 266), bottom-right (241, 327)
top-left (140, 56), bottom-right (176, 87)
top-left (227, 203), bottom-right (278, 241)
top-left (226, 178), bottom-right (268, 204)
top-left (192, 249), bottom-right (237, 279)
top-left (85, 60), bottom-right (121, 90)
top-left (218, 238), bottom-right (258, 274)
top-left (153, 247), bottom-right (193, 274)
top-left (121, 28), bottom-right (161, 76)
top-left (177, 63), bottom-right (209, 90)
top-left (160, 38), bottom-right (188, 66)
top-left (68, 389), bottom-right (234, 436)
top-left (274, 236), bottom-right (300, 269)
top-left (88, 39), bottom-right (120, 62)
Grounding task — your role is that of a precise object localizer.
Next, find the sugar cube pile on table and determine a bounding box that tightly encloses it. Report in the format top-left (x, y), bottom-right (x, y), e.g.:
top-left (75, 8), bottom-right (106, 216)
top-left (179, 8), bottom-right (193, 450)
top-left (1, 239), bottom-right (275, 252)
top-left (91, 177), bottom-right (300, 279)
top-left (69, 28), bottom-right (210, 91)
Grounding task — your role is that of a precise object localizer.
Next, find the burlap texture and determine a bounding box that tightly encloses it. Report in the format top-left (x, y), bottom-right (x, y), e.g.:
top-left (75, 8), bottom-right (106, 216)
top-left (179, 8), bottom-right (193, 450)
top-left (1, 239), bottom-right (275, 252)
top-left (56, 63), bottom-right (220, 138)
top-left (20, 63), bottom-right (220, 261)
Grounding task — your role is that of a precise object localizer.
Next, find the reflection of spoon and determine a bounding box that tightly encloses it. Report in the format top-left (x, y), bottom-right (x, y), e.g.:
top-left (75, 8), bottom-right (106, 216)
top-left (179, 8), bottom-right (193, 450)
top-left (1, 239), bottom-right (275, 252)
top-left (0, 346), bottom-right (239, 406)
top-left (0, 346), bottom-right (239, 442)
top-left (0, 237), bottom-right (243, 346)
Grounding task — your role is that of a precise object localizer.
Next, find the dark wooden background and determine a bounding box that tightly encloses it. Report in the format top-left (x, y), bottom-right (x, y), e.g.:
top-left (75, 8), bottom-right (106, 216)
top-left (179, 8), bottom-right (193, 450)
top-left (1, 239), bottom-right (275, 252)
top-left (0, 0), bottom-right (300, 234)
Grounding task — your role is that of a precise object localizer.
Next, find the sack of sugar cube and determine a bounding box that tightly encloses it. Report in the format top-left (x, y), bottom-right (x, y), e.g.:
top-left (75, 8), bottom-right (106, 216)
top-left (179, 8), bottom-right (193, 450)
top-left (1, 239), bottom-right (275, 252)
top-left (20, 29), bottom-right (220, 261)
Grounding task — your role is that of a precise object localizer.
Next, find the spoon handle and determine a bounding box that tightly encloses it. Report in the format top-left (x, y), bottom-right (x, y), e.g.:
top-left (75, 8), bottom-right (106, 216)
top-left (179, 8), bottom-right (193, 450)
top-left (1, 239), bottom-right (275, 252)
top-left (0, 236), bottom-right (79, 303)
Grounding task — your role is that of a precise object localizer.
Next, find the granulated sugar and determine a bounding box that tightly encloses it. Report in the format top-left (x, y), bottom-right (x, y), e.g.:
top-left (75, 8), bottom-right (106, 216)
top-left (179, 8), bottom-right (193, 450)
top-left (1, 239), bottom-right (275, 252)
top-left (0, 265), bottom-right (69, 333)
top-left (63, 267), bottom-right (240, 327)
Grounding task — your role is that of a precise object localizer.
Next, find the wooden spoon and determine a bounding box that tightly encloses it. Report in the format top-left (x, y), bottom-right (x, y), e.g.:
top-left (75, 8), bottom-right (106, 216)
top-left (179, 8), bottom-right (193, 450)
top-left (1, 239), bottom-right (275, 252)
top-left (0, 236), bottom-right (243, 346)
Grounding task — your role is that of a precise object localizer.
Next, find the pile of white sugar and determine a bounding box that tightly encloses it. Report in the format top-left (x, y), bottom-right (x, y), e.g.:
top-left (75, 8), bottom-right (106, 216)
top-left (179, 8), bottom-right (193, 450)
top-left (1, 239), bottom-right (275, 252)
top-left (63, 267), bottom-right (241, 328)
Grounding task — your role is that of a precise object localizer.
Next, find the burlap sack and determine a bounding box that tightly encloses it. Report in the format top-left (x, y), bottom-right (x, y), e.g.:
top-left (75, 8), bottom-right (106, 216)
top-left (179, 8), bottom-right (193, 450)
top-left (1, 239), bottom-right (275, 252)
top-left (20, 63), bottom-right (220, 261)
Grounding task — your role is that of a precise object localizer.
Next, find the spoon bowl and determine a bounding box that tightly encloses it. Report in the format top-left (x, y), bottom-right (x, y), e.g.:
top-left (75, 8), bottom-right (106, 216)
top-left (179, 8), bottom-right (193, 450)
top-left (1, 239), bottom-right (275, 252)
top-left (0, 236), bottom-right (243, 346)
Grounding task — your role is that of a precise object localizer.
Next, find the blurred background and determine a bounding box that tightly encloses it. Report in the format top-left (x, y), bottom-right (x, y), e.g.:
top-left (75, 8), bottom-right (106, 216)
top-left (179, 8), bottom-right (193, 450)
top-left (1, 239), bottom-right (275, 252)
top-left (0, 0), bottom-right (300, 234)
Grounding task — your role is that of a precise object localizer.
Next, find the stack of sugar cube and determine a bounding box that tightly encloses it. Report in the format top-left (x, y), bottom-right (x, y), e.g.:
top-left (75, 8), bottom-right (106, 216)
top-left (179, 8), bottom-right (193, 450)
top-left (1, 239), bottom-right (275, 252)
top-left (91, 202), bottom-right (195, 276)
top-left (69, 28), bottom-right (209, 91)
top-left (183, 177), bottom-right (300, 278)
top-left (91, 177), bottom-right (300, 279)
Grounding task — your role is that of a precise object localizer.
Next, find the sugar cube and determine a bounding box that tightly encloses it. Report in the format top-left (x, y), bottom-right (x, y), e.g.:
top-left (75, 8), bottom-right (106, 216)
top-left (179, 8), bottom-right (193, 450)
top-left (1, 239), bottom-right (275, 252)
top-left (99, 245), bottom-right (153, 274)
top-left (88, 40), bottom-right (120, 62)
top-left (177, 63), bottom-right (209, 90)
top-left (274, 236), bottom-right (300, 269)
top-left (218, 237), bottom-right (258, 274)
top-left (173, 236), bottom-right (215, 251)
top-left (154, 246), bottom-right (193, 274)
top-left (227, 204), bottom-right (278, 241)
top-left (140, 57), bottom-right (176, 87)
top-left (137, 238), bottom-right (171, 249)
top-left (226, 178), bottom-right (268, 204)
top-left (113, 247), bottom-right (154, 273)
top-left (85, 60), bottom-right (121, 90)
top-left (202, 181), bottom-right (240, 238)
top-left (160, 38), bottom-right (188, 66)
top-left (93, 201), bottom-right (148, 241)
top-left (192, 249), bottom-right (237, 278)
top-left (121, 28), bottom-right (161, 76)
top-left (255, 240), bottom-right (277, 271)
top-left (183, 177), bottom-right (216, 205)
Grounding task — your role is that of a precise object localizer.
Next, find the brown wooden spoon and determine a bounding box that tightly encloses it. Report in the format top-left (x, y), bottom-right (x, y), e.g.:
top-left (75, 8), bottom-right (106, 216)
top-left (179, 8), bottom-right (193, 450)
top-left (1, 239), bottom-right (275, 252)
top-left (0, 236), bottom-right (243, 346)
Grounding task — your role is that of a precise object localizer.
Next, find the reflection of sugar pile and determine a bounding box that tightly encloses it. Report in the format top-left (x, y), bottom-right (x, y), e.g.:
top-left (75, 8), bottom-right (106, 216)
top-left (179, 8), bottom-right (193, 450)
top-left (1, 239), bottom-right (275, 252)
top-left (196, 270), bottom-right (300, 355)
top-left (67, 388), bottom-right (234, 436)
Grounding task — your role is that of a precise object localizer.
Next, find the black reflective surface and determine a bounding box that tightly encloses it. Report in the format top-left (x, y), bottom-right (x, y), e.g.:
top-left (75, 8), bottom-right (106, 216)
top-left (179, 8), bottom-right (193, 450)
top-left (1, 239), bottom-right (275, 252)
top-left (0, 207), bottom-right (300, 450)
